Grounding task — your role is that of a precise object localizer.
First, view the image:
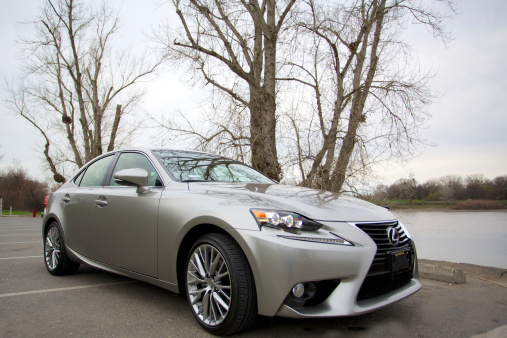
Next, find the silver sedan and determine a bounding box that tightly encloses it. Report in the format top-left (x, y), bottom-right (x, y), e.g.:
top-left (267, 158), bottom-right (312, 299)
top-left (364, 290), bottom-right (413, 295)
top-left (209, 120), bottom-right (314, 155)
top-left (42, 148), bottom-right (421, 335)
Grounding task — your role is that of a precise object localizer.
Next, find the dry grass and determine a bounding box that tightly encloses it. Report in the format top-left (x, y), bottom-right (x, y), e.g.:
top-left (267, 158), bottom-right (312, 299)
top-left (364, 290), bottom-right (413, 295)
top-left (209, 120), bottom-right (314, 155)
top-left (453, 200), bottom-right (505, 210)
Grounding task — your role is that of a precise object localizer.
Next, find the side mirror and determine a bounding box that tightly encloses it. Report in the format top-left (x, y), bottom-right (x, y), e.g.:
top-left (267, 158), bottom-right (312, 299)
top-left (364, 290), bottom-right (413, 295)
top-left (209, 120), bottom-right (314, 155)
top-left (113, 168), bottom-right (150, 193)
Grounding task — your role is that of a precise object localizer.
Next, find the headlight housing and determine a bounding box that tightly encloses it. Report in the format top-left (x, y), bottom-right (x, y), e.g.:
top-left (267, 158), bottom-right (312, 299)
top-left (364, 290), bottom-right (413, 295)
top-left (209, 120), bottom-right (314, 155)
top-left (250, 209), bottom-right (322, 233)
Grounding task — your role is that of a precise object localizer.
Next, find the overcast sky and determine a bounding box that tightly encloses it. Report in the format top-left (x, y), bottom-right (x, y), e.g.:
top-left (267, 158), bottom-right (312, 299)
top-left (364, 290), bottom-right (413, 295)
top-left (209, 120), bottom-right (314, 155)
top-left (0, 0), bottom-right (506, 186)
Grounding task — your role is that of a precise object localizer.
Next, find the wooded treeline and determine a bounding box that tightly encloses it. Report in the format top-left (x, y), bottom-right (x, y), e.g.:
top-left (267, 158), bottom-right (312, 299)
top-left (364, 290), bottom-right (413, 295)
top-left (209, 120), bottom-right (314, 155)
top-left (0, 166), bottom-right (49, 211)
top-left (371, 174), bottom-right (507, 201)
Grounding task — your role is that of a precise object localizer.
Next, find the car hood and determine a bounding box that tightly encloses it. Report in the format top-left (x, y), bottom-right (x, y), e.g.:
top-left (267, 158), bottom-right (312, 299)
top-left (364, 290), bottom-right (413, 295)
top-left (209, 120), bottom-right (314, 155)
top-left (189, 182), bottom-right (395, 222)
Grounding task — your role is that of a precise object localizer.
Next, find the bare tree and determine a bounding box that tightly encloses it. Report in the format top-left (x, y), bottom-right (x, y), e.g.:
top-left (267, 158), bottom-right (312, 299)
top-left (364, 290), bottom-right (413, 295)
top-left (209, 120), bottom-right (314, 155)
top-left (156, 0), bottom-right (454, 190)
top-left (277, 0), bottom-right (455, 192)
top-left (156, 0), bottom-right (298, 181)
top-left (439, 174), bottom-right (464, 201)
top-left (5, 0), bottom-right (162, 182)
top-left (465, 174), bottom-right (486, 199)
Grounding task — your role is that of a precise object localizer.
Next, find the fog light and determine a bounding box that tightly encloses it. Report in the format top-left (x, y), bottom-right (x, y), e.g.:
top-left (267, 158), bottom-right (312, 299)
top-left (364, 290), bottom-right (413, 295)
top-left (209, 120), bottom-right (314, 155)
top-left (292, 283), bottom-right (305, 298)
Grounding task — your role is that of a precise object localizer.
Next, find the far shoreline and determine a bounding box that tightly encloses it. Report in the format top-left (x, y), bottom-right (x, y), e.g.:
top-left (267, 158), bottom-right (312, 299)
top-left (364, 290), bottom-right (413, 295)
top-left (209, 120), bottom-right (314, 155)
top-left (392, 208), bottom-right (507, 212)
top-left (365, 199), bottom-right (507, 211)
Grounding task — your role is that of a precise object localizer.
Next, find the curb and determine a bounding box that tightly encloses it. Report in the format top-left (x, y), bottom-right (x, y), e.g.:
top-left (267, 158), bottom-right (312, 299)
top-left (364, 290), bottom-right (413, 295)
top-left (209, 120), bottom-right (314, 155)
top-left (419, 263), bottom-right (467, 284)
top-left (418, 259), bottom-right (507, 285)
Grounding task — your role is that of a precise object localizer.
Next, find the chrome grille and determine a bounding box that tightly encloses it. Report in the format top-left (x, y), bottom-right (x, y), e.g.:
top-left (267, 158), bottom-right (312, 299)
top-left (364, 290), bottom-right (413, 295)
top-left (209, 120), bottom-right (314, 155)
top-left (355, 221), bottom-right (411, 274)
top-left (355, 220), bottom-right (414, 301)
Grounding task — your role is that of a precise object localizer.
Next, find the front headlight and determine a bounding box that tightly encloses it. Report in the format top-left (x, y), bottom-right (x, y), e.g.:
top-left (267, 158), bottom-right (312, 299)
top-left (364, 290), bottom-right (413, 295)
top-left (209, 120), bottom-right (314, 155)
top-left (250, 209), bottom-right (322, 233)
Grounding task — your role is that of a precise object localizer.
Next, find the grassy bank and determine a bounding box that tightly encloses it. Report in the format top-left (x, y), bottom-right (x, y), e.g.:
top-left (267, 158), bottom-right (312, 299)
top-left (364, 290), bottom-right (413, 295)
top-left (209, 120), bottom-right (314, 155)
top-left (1, 210), bottom-right (43, 216)
top-left (365, 199), bottom-right (507, 210)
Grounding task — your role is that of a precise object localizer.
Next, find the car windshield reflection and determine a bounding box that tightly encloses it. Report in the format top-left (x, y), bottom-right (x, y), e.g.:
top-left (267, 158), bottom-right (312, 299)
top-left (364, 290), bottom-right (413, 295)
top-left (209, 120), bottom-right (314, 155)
top-left (152, 150), bottom-right (274, 184)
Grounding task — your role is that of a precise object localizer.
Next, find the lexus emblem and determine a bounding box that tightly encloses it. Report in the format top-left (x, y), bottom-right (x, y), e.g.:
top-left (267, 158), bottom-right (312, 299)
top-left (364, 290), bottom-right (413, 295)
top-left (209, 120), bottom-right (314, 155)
top-left (387, 226), bottom-right (400, 246)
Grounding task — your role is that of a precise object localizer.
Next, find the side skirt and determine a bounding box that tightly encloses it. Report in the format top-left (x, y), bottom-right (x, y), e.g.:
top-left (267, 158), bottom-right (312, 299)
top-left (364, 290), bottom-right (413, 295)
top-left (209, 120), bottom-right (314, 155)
top-left (66, 246), bottom-right (179, 293)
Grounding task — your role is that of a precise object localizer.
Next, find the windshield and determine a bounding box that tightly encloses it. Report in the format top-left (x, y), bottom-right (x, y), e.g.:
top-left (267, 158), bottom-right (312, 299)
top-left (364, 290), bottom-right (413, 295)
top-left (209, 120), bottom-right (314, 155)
top-left (152, 150), bottom-right (275, 184)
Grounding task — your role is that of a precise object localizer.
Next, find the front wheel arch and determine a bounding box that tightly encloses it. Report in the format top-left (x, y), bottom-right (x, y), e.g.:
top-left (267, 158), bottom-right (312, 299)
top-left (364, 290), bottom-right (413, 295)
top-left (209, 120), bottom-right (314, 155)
top-left (176, 224), bottom-right (230, 294)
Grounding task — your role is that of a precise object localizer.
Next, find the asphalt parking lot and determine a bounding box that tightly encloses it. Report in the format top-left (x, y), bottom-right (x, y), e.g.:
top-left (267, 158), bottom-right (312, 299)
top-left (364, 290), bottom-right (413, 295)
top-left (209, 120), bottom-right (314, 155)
top-left (1, 217), bottom-right (506, 337)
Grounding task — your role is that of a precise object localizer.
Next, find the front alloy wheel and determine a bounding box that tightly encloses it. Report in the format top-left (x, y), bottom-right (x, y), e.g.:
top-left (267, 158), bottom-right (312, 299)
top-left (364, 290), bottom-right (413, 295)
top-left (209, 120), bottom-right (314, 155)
top-left (185, 233), bottom-right (257, 335)
top-left (187, 243), bottom-right (231, 326)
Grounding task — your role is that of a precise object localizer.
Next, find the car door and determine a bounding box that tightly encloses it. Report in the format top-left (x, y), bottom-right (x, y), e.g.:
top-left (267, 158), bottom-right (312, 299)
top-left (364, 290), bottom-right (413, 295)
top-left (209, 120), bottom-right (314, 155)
top-left (91, 151), bottom-right (163, 278)
top-left (62, 154), bottom-right (115, 259)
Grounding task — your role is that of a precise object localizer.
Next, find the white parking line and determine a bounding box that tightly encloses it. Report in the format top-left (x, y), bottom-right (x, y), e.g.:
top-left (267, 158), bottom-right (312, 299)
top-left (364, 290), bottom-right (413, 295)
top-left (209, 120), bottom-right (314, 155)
top-left (0, 256), bottom-right (43, 260)
top-left (0, 234), bottom-right (40, 237)
top-left (0, 241), bottom-right (43, 245)
top-left (0, 281), bottom-right (138, 298)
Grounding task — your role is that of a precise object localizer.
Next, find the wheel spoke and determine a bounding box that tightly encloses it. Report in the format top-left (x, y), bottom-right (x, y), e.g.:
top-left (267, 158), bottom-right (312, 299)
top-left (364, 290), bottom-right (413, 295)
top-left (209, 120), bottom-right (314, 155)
top-left (212, 292), bottom-right (229, 311)
top-left (46, 236), bottom-right (53, 248)
top-left (187, 271), bottom-right (205, 284)
top-left (193, 252), bottom-right (207, 278)
top-left (199, 248), bottom-right (210, 276)
top-left (191, 292), bottom-right (203, 305)
top-left (209, 251), bottom-right (221, 275)
top-left (209, 295), bottom-right (217, 324)
top-left (189, 287), bottom-right (207, 295)
top-left (214, 293), bottom-right (225, 319)
top-left (202, 290), bottom-right (210, 321)
top-left (216, 270), bottom-right (229, 280)
top-left (218, 288), bottom-right (231, 301)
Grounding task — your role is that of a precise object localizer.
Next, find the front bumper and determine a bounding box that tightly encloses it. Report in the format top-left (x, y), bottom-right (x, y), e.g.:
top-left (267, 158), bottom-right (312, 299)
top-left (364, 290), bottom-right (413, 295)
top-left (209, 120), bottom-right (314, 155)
top-left (231, 221), bottom-right (421, 317)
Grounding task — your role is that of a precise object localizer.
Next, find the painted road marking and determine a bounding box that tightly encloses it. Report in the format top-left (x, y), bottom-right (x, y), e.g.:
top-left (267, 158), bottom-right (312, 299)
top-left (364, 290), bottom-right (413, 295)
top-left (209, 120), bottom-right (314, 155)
top-left (0, 281), bottom-right (137, 298)
top-left (0, 234), bottom-right (40, 237)
top-left (0, 256), bottom-right (43, 260)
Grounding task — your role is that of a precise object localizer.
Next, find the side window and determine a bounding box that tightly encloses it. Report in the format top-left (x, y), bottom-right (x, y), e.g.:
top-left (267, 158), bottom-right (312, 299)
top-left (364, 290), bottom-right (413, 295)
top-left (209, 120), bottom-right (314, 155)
top-left (79, 155), bottom-right (114, 187)
top-left (110, 152), bottom-right (161, 187)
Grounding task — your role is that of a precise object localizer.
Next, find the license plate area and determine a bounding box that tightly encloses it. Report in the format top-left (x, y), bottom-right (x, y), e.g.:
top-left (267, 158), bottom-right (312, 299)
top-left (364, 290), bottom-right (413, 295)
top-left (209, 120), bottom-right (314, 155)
top-left (388, 249), bottom-right (412, 279)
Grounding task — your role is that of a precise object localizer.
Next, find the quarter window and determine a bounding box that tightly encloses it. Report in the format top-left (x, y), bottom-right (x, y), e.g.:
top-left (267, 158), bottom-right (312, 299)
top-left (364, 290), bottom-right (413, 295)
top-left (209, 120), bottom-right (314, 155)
top-left (73, 169), bottom-right (85, 186)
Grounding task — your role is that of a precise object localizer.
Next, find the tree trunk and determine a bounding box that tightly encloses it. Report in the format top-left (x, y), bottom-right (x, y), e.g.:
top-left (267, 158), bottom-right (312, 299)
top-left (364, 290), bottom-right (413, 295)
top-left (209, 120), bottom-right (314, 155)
top-left (249, 84), bottom-right (281, 181)
top-left (248, 0), bottom-right (281, 182)
top-left (329, 0), bottom-right (385, 192)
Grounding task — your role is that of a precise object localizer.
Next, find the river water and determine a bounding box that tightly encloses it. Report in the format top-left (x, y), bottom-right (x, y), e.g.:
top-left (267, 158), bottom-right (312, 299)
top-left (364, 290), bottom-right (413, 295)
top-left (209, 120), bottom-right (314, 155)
top-left (392, 210), bottom-right (507, 269)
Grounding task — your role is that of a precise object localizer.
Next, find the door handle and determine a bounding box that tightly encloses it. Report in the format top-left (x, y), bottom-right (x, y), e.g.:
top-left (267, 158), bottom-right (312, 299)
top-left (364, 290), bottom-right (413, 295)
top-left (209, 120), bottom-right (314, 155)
top-left (62, 195), bottom-right (70, 203)
top-left (95, 200), bottom-right (108, 207)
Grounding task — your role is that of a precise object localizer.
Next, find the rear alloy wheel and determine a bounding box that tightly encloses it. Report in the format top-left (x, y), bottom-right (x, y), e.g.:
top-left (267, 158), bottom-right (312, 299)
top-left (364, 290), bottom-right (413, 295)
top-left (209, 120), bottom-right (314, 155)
top-left (185, 233), bottom-right (257, 335)
top-left (44, 222), bottom-right (80, 275)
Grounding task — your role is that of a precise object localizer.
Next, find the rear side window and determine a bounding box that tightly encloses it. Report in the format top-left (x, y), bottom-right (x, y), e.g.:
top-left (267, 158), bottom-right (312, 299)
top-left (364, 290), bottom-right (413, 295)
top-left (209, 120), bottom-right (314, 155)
top-left (79, 155), bottom-right (114, 187)
top-left (110, 152), bottom-right (161, 187)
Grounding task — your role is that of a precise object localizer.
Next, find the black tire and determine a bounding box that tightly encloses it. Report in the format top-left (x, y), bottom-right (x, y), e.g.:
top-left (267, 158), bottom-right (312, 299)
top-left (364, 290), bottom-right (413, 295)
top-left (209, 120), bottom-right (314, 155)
top-left (184, 233), bottom-right (257, 336)
top-left (44, 221), bottom-right (80, 275)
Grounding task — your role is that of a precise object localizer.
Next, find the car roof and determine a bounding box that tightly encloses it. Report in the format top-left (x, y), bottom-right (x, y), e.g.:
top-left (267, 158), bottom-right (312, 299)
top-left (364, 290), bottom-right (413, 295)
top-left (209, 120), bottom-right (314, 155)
top-left (116, 147), bottom-right (213, 156)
